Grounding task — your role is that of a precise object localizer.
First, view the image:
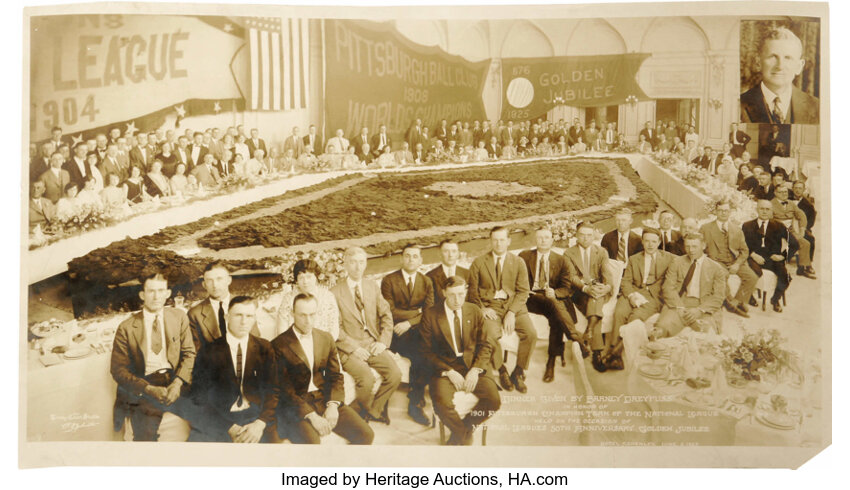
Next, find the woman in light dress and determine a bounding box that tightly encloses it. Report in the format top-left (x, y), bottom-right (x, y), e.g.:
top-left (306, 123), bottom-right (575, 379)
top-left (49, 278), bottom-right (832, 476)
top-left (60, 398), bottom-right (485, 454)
top-left (145, 160), bottom-right (172, 197)
top-left (101, 173), bottom-right (132, 216)
top-left (85, 152), bottom-right (105, 191)
top-left (75, 176), bottom-right (102, 209)
top-left (341, 146), bottom-right (364, 170)
top-left (55, 183), bottom-right (79, 221)
top-left (374, 145), bottom-right (396, 168)
top-left (276, 259), bottom-right (340, 340)
top-left (169, 163), bottom-right (189, 195)
top-left (716, 155), bottom-right (738, 187)
top-left (233, 134), bottom-right (251, 162)
top-left (473, 140), bottom-right (489, 162)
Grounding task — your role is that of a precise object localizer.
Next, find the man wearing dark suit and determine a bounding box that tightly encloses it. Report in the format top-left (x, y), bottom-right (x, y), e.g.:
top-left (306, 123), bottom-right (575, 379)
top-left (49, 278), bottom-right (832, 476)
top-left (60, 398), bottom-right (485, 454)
top-left (563, 223), bottom-right (614, 372)
top-left (519, 227), bottom-right (584, 383)
top-left (658, 210), bottom-right (685, 255)
top-left (500, 121), bottom-right (517, 146)
top-left (772, 186), bottom-right (816, 279)
top-left (98, 143), bottom-right (127, 183)
top-left (273, 293), bottom-right (373, 444)
top-left (129, 133), bottom-right (154, 174)
top-left (380, 244), bottom-right (435, 426)
top-left (486, 137), bottom-right (500, 160)
top-left (601, 209), bottom-right (643, 264)
top-left (467, 227), bottom-right (537, 393)
top-left (413, 143), bottom-right (426, 165)
top-left (188, 262), bottom-right (261, 353)
top-left (283, 127), bottom-right (306, 159)
top-left (110, 270), bottom-right (195, 441)
top-left (792, 180), bottom-right (817, 275)
top-left (406, 119), bottom-right (425, 149)
top-left (39, 152), bottom-right (72, 204)
top-left (331, 247), bottom-right (401, 424)
top-left (480, 122), bottom-right (493, 149)
top-left (371, 125), bottom-right (392, 159)
top-left (29, 180), bottom-right (56, 230)
top-left (690, 147), bottom-right (712, 171)
top-left (246, 128), bottom-right (267, 158)
top-left (427, 239), bottom-right (470, 308)
top-left (303, 125), bottom-right (323, 156)
top-left (64, 143), bottom-right (92, 189)
top-left (740, 27), bottom-right (819, 124)
top-left (189, 296), bottom-right (278, 443)
top-left (752, 172), bottom-right (774, 201)
top-left (421, 276), bottom-right (501, 445)
top-left (639, 121), bottom-right (657, 150)
top-left (606, 229), bottom-right (674, 368)
top-left (743, 201), bottom-right (792, 312)
top-left (30, 142), bottom-right (54, 183)
top-left (187, 133), bottom-right (210, 170)
top-left (701, 202), bottom-right (758, 318)
top-left (729, 123), bottom-right (752, 158)
top-left (353, 128), bottom-right (371, 160)
top-left (436, 119), bottom-right (449, 147)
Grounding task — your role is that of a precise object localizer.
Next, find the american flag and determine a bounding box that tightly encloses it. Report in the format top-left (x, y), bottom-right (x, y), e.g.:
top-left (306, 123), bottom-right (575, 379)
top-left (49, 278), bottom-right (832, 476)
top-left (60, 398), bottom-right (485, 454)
top-left (246, 17), bottom-right (309, 111)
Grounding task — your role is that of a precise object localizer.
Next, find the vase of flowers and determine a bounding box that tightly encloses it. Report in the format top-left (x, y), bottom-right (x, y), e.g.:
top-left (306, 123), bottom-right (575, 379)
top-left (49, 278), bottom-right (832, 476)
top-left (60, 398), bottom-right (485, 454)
top-left (719, 328), bottom-right (799, 385)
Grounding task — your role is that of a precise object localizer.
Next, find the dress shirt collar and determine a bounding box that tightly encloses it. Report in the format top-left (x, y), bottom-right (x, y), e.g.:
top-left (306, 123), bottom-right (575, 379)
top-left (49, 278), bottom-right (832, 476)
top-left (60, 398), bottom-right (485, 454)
top-left (346, 277), bottom-right (362, 291)
top-left (401, 269), bottom-right (417, 285)
top-left (492, 251), bottom-right (507, 263)
top-left (444, 303), bottom-right (462, 325)
top-left (441, 263), bottom-right (456, 278)
top-left (226, 331), bottom-right (249, 354)
top-left (142, 307), bottom-right (164, 327)
top-left (761, 82), bottom-right (793, 118)
top-left (210, 295), bottom-right (230, 315)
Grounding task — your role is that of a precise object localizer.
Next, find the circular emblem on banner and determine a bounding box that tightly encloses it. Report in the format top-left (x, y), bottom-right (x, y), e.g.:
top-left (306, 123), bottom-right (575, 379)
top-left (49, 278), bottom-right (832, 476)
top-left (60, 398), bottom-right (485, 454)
top-left (506, 77), bottom-right (534, 109)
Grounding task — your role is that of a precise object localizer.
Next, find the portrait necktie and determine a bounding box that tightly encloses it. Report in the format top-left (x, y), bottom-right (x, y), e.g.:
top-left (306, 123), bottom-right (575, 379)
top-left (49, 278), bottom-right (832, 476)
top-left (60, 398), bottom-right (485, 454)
top-left (218, 303), bottom-right (227, 337)
top-left (772, 96), bottom-right (783, 124)
top-left (235, 343), bottom-right (244, 407)
top-left (617, 235), bottom-right (627, 262)
top-left (760, 221), bottom-right (767, 247)
top-left (536, 257), bottom-right (545, 290)
top-left (408, 276), bottom-right (415, 297)
top-left (495, 257), bottom-right (503, 288)
top-left (354, 286), bottom-right (365, 313)
top-left (453, 311), bottom-right (463, 354)
top-left (151, 315), bottom-right (163, 355)
top-left (680, 260), bottom-right (697, 296)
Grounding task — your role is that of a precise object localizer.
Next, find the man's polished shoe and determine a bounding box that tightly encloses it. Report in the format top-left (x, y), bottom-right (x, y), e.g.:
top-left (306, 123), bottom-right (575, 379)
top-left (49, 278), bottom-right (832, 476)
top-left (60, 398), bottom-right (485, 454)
top-left (723, 300), bottom-right (736, 313)
top-left (748, 297), bottom-right (760, 307)
top-left (807, 266), bottom-right (817, 275)
top-left (498, 369), bottom-right (514, 391)
top-left (731, 304), bottom-right (750, 318)
top-left (591, 351), bottom-right (607, 373)
top-left (370, 406), bottom-right (391, 425)
top-left (511, 369), bottom-right (528, 394)
top-left (408, 404), bottom-right (431, 426)
top-left (543, 356), bottom-right (556, 383)
top-left (772, 301), bottom-right (783, 313)
top-left (797, 266), bottom-right (816, 279)
top-left (605, 354), bottom-right (624, 371)
top-left (738, 302), bottom-right (749, 313)
top-left (572, 337), bottom-right (591, 358)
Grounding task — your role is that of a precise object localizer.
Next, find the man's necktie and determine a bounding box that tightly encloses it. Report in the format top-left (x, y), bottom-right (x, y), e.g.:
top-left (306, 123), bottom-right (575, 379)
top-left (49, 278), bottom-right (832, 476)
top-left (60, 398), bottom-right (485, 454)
top-left (617, 235), bottom-right (627, 262)
top-left (680, 260), bottom-right (697, 296)
top-left (536, 257), bottom-right (545, 290)
top-left (151, 315), bottom-right (163, 355)
top-left (772, 96), bottom-right (784, 124)
top-left (235, 343), bottom-right (244, 407)
top-left (495, 257), bottom-right (503, 288)
top-left (453, 311), bottom-right (463, 354)
top-left (218, 303), bottom-right (227, 337)
top-left (354, 286), bottom-right (365, 313)
top-left (781, 201), bottom-right (788, 206)
top-left (408, 276), bottom-right (415, 297)
top-left (720, 222), bottom-right (727, 235)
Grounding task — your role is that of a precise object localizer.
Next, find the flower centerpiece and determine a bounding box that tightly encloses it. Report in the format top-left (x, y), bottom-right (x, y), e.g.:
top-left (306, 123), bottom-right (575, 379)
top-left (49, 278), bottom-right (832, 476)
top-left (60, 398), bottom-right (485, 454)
top-left (548, 216), bottom-right (579, 248)
top-left (719, 328), bottom-right (800, 383)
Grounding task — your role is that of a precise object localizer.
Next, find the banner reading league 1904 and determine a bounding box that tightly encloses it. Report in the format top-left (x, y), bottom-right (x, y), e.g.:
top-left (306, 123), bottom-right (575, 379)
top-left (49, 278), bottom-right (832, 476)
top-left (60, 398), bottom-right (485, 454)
top-left (501, 53), bottom-right (651, 121)
top-left (324, 19), bottom-right (490, 142)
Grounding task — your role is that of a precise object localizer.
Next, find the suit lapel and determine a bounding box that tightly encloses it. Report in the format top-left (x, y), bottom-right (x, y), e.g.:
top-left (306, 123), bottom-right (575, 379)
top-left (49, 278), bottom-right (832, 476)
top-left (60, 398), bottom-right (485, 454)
top-left (336, 283), bottom-right (363, 326)
top-left (438, 308), bottom-right (456, 353)
top-left (283, 328), bottom-right (310, 368)
top-left (201, 300), bottom-right (219, 340)
top-left (131, 313), bottom-right (145, 362)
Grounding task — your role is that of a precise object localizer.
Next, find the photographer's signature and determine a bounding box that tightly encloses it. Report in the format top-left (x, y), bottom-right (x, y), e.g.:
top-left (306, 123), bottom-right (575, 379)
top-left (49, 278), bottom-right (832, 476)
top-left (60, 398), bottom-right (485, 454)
top-left (50, 413), bottom-right (100, 433)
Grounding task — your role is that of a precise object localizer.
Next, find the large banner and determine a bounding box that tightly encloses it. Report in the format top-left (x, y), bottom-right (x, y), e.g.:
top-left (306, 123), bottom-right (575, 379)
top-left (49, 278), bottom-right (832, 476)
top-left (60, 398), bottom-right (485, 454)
top-left (324, 20), bottom-right (490, 144)
top-left (500, 53), bottom-right (651, 121)
top-left (29, 15), bottom-right (245, 141)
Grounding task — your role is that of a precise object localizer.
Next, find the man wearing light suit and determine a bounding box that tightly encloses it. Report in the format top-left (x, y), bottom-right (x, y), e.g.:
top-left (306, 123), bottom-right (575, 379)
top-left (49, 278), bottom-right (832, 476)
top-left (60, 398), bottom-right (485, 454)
top-left (654, 233), bottom-right (727, 338)
top-left (190, 154), bottom-right (222, 187)
top-left (189, 296), bottom-right (278, 443)
top-left (563, 223), bottom-right (614, 373)
top-left (284, 127), bottom-right (306, 159)
top-left (740, 27), bottom-right (819, 124)
top-left (519, 227), bottom-right (584, 383)
top-left (331, 247), bottom-right (401, 424)
top-left (467, 226), bottom-right (537, 393)
top-left (188, 262), bottom-right (261, 353)
top-left (421, 276), bottom-right (500, 445)
top-left (110, 270), bottom-right (195, 441)
top-left (273, 293), bottom-right (374, 444)
top-left (606, 228), bottom-right (673, 369)
top-left (380, 243), bottom-right (436, 426)
top-left (700, 201), bottom-right (758, 318)
top-left (38, 152), bottom-right (72, 204)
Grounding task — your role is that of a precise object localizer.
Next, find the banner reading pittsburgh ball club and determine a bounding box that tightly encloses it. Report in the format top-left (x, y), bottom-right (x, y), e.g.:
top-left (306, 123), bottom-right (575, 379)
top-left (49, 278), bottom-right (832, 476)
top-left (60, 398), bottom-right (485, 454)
top-left (324, 20), bottom-right (490, 143)
top-left (29, 14), bottom-right (245, 141)
top-left (500, 53), bottom-right (651, 121)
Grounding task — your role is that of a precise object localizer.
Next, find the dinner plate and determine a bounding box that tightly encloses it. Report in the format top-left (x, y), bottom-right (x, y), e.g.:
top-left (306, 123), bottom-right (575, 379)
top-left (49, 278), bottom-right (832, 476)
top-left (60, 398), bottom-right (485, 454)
top-left (63, 346), bottom-right (92, 359)
top-left (639, 364), bottom-right (667, 379)
top-left (759, 411), bottom-right (796, 429)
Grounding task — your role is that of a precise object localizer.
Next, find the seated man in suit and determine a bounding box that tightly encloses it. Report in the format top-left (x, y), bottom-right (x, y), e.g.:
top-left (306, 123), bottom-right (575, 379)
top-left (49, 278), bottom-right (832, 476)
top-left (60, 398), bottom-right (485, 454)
top-left (39, 151), bottom-right (72, 203)
top-left (772, 185), bottom-right (816, 279)
top-left (380, 243), bottom-right (435, 426)
top-left (601, 208), bottom-right (643, 264)
top-left (189, 296), bottom-right (278, 442)
top-left (331, 247), bottom-right (401, 424)
top-left (653, 234), bottom-right (726, 338)
top-left (658, 210), bottom-right (684, 255)
top-left (273, 293), bottom-right (374, 444)
top-left (467, 227), bottom-right (537, 393)
top-left (29, 180), bottom-right (56, 231)
top-left (421, 276), bottom-right (501, 445)
top-left (744, 200), bottom-right (792, 312)
top-left (190, 153), bottom-right (222, 187)
top-left (519, 226), bottom-right (585, 383)
top-left (394, 141), bottom-right (415, 166)
top-left (188, 262), bottom-right (260, 352)
top-left (428, 239), bottom-right (470, 308)
top-left (740, 27), bottom-right (819, 124)
top-left (110, 269), bottom-right (195, 441)
top-left (792, 180), bottom-right (817, 276)
top-left (605, 228), bottom-right (673, 369)
top-left (700, 201), bottom-right (758, 318)
top-left (563, 222), bottom-right (614, 372)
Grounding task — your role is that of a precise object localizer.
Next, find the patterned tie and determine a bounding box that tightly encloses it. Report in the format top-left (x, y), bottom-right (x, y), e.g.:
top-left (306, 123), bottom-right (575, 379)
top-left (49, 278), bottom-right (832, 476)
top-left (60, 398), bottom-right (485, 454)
top-left (354, 286), bottom-right (365, 313)
top-left (151, 315), bottom-right (163, 355)
top-left (617, 235), bottom-right (627, 262)
top-left (772, 96), bottom-right (784, 124)
top-left (235, 343), bottom-right (244, 407)
top-left (218, 302), bottom-right (227, 337)
top-left (680, 260), bottom-right (697, 296)
top-left (495, 257), bottom-right (503, 288)
top-left (453, 310), bottom-right (463, 354)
